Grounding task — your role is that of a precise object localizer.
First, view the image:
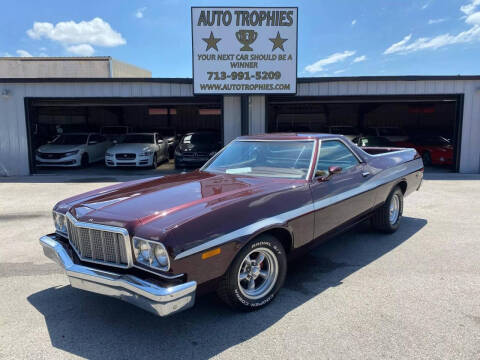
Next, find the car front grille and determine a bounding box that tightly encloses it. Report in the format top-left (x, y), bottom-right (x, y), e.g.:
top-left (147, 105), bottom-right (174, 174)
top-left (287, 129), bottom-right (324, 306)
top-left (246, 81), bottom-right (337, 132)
top-left (38, 152), bottom-right (65, 159)
top-left (66, 213), bottom-right (131, 268)
top-left (116, 153), bottom-right (136, 160)
top-left (182, 152), bottom-right (209, 158)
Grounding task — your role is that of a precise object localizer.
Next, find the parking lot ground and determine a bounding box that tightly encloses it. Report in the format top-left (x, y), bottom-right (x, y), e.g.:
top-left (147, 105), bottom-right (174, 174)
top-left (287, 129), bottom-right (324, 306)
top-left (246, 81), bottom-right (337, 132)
top-left (0, 172), bottom-right (479, 359)
top-left (35, 158), bottom-right (183, 177)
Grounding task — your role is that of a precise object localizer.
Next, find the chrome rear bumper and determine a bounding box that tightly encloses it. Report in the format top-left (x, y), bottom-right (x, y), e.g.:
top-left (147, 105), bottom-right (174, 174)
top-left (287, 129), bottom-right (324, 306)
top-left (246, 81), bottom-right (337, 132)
top-left (40, 234), bottom-right (196, 317)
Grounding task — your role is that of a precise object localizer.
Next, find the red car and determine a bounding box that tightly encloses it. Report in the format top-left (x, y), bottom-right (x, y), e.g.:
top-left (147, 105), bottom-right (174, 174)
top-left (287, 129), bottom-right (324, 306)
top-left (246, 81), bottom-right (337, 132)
top-left (40, 134), bottom-right (423, 316)
top-left (396, 136), bottom-right (453, 166)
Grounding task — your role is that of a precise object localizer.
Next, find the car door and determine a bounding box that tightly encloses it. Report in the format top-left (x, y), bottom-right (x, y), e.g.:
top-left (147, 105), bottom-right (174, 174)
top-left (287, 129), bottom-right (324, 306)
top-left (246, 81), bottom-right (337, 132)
top-left (309, 139), bottom-right (374, 239)
top-left (87, 135), bottom-right (104, 161)
top-left (158, 136), bottom-right (168, 159)
top-left (154, 134), bottom-right (163, 158)
top-left (98, 135), bottom-right (110, 160)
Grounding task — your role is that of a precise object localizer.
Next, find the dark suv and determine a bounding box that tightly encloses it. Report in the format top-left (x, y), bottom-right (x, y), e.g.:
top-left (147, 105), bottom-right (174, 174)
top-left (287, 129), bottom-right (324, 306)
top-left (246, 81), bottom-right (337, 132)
top-left (174, 131), bottom-right (222, 169)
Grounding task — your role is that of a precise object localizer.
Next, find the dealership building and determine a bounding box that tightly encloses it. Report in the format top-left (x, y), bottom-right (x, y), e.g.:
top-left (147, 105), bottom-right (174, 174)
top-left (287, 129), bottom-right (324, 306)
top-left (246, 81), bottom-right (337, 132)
top-left (0, 57), bottom-right (479, 176)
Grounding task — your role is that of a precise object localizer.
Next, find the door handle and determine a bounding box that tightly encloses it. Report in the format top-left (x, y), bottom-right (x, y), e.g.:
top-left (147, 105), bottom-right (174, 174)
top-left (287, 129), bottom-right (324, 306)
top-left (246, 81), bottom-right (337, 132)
top-left (362, 172), bottom-right (370, 177)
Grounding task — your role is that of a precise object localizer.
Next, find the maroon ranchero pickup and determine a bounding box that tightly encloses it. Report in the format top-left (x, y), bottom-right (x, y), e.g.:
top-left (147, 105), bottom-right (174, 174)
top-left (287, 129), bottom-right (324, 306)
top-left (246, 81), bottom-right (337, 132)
top-left (40, 133), bottom-right (423, 316)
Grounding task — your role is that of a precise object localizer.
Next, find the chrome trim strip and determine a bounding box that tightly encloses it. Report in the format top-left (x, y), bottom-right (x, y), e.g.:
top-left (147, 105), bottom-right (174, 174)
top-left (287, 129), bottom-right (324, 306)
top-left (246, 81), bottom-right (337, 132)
top-left (65, 212), bottom-right (134, 269)
top-left (175, 202), bottom-right (314, 260)
top-left (360, 147), bottom-right (414, 158)
top-left (39, 235), bottom-right (196, 317)
top-left (174, 158), bottom-right (423, 260)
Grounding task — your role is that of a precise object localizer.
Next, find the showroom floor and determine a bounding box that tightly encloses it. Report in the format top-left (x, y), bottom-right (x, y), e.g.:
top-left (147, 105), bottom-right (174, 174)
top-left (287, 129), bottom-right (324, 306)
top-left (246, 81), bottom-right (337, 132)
top-left (0, 171), bottom-right (479, 359)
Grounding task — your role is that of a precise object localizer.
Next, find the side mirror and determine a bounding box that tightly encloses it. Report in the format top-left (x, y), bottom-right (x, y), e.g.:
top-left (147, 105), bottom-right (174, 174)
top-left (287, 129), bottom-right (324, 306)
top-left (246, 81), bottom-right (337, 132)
top-left (328, 166), bottom-right (342, 175)
top-left (317, 166), bottom-right (342, 182)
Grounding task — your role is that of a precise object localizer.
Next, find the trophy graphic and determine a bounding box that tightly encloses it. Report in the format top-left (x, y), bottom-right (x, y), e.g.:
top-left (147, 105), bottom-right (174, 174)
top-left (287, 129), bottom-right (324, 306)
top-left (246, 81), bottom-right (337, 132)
top-left (235, 30), bottom-right (258, 51)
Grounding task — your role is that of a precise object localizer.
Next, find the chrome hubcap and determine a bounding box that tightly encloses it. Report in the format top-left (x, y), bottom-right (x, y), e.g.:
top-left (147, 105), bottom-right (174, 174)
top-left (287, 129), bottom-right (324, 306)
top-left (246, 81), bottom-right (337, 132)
top-left (389, 194), bottom-right (400, 224)
top-left (237, 248), bottom-right (278, 300)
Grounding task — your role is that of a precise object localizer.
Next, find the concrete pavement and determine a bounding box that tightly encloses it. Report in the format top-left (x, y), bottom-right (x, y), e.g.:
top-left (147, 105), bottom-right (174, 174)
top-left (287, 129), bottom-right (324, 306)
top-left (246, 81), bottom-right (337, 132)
top-left (0, 172), bottom-right (479, 359)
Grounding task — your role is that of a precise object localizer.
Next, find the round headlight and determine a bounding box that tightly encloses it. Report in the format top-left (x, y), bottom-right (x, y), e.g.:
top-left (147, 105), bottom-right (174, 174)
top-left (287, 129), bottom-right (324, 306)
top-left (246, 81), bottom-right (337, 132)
top-left (58, 214), bottom-right (65, 228)
top-left (139, 241), bottom-right (152, 263)
top-left (154, 245), bottom-right (169, 267)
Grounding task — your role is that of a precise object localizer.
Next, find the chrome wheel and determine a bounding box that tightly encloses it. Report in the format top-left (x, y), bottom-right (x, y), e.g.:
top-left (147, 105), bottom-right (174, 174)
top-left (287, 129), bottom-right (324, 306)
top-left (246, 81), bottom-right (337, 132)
top-left (237, 247), bottom-right (278, 300)
top-left (389, 194), bottom-right (400, 224)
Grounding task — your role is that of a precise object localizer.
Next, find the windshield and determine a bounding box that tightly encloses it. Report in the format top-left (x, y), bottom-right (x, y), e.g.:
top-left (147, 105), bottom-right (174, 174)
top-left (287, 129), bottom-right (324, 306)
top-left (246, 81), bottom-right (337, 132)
top-left (330, 127), bottom-right (358, 135)
top-left (203, 140), bottom-right (314, 179)
top-left (378, 128), bottom-right (406, 136)
top-left (416, 136), bottom-right (451, 146)
top-left (51, 134), bottom-right (88, 145)
top-left (101, 127), bottom-right (128, 135)
top-left (122, 134), bottom-right (154, 144)
top-left (182, 133), bottom-right (219, 144)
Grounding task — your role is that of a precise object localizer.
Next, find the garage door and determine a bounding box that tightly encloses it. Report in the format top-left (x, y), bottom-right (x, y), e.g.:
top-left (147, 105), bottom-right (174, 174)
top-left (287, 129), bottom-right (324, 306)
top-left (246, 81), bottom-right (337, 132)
top-left (26, 96), bottom-right (223, 174)
top-left (267, 95), bottom-right (463, 171)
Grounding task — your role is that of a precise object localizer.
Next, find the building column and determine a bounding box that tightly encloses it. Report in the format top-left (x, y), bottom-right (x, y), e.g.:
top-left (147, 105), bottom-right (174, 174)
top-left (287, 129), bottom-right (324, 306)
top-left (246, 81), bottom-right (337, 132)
top-left (248, 95), bottom-right (266, 135)
top-left (223, 96), bottom-right (242, 144)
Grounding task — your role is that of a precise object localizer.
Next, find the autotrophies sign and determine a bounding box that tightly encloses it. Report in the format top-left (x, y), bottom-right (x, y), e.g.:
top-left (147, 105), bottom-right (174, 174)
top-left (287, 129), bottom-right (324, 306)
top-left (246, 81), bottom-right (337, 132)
top-left (191, 7), bottom-right (298, 94)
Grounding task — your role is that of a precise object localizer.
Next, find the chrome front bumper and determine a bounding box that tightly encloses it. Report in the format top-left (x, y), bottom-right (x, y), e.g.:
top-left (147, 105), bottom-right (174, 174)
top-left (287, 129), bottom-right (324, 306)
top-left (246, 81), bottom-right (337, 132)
top-left (39, 235), bottom-right (197, 317)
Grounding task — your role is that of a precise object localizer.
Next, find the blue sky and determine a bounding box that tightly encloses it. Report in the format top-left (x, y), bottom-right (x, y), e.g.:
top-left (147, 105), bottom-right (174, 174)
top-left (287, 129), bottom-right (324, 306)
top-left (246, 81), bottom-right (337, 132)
top-left (1, 0), bottom-right (479, 77)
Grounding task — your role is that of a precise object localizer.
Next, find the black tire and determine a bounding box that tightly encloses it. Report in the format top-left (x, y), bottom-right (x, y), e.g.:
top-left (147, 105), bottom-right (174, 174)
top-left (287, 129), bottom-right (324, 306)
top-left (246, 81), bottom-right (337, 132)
top-left (80, 153), bottom-right (89, 168)
top-left (217, 234), bottom-right (287, 311)
top-left (422, 151), bottom-right (432, 166)
top-left (372, 186), bottom-right (404, 233)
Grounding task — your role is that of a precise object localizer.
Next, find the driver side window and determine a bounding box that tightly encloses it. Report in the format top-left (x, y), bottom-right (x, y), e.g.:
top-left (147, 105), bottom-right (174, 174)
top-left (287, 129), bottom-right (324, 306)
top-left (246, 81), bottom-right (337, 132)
top-left (315, 140), bottom-right (359, 177)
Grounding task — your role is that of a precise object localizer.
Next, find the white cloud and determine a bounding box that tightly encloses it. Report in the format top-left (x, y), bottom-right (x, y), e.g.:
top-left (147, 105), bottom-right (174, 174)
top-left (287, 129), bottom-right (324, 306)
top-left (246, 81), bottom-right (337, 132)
top-left (66, 44), bottom-right (95, 56)
top-left (2, 52), bottom-right (13, 57)
top-left (384, 34), bottom-right (412, 54)
top-left (27, 18), bottom-right (126, 48)
top-left (384, 2), bottom-right (480, 55)
top-left (466, 11), bottom-right (480, 25)
top-left (334, 69), bottom-right (346, 74)
top-left (353, 55), bottom-right (367, 63)
top-left (135, 7), bottom-right (147, 19)
top-left (305, 50), bottom-right (356, 73)
top-left (461, 0), bottom-right (480, 14)
top-left (422, 3), bottom-right (429, 10)
top-left (384, 26), bottom-right (480, 54)
top-left (351, 19), bottom-right (357, 26)
top-left (428, 18), bottom-right (446, 24)
top-left (16, 49), bottom-right (33, 57)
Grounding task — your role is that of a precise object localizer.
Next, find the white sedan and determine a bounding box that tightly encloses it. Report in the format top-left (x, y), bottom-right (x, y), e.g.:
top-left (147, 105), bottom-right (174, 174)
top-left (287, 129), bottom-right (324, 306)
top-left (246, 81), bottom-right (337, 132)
top-left (35, 133), bottom-right (111, 167)
top-left (105, 133), bottom-right (168, 168)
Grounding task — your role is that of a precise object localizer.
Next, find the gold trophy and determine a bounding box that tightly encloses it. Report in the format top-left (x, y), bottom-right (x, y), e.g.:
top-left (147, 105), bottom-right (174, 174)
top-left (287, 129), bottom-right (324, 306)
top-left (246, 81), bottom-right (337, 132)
top-left (235, 30), bottom-right (258, 51)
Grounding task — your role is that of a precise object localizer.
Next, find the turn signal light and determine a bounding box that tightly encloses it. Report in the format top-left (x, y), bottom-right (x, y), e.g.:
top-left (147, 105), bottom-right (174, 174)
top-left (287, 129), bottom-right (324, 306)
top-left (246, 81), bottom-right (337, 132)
top-left (202, 247), bottom-right (221, 259)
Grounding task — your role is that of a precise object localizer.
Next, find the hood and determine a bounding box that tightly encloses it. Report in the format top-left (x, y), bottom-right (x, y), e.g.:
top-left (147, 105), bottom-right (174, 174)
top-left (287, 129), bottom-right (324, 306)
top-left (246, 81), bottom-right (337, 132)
top-left (109, 143), bottom-right (154, 153)
top-left (37, 144), bottom-right (84, 153)
top-left (58, 171), bottom-right (295, 233)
